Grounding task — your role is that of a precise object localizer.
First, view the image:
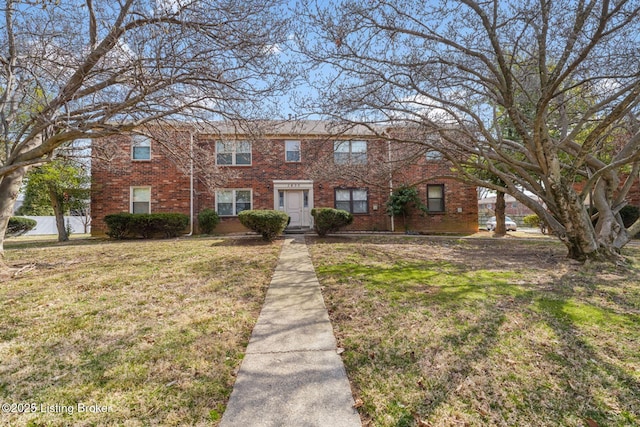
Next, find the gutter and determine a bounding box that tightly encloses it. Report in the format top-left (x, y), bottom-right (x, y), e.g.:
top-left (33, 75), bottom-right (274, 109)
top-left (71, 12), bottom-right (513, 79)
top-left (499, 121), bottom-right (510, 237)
top-left (185, 130), bottom-right (194, 236)
top-left (388, 139), bottom-right (395, 232)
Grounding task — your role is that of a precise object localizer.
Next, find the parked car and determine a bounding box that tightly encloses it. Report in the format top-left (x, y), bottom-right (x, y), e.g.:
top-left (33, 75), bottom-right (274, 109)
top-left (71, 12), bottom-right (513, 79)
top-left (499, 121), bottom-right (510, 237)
top-left (486, 216), bottom-right (517, 231)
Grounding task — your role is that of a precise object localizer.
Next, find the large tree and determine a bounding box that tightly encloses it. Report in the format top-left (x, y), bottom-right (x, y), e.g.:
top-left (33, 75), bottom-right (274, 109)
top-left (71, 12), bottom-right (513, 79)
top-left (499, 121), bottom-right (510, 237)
top-left (0, 0), bottom-right (291, 258)
top-left (297, 0), bottom-right (640, 261)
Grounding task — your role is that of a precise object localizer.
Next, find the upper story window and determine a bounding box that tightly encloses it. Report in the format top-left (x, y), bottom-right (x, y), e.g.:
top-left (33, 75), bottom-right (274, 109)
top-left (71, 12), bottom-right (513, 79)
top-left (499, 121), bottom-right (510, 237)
top-left (131, 135), bottom-right (151, 160)
top-left (427, 184), bottom-right (445, 212)
top-left (216, 140), bottom-right (252, 166)
top-left (425, 150), bottom-right (443, 161)
top-left (335, 188), bottom-right (368, 214)
top-left (285, 140), bottom-right (301, 162)
top-left (131, 186), bottom-right (151, 213)
top-left (334, 140), bottom-right (367, 165)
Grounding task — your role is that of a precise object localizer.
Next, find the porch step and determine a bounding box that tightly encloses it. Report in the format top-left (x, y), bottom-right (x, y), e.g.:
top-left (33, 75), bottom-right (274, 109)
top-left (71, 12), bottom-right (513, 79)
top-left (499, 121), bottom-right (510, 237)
top-left (284, 227), bottom-right (314, 235)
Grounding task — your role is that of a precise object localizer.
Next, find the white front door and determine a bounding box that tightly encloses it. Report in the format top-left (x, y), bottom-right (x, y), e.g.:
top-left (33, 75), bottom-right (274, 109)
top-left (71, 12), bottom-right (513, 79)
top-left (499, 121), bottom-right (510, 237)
top-left (286, 190), bottom-right (303, 227)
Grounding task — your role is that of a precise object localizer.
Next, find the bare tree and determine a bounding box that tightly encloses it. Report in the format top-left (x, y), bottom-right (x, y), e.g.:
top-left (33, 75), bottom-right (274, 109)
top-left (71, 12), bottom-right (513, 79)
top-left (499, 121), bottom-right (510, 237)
top-left (0, 0), bottom-right (292, 259)
top-left (296, 0), bottom-right (640, 261)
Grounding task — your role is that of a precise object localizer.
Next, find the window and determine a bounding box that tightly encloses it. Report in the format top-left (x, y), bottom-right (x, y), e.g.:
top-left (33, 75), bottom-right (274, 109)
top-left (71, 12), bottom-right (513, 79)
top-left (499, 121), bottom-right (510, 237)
top-left (132, 135), bottom-right (151, 160)
top-left (131, 187), bottom-right (151, 214)
top-left (334, 140), bottom-right (367, 165)
top-left (285, 140), bottom-right (301, 162)
top-left (425, 150), bottom-right (443, 161)
top-left (335, 188), bottom-right (368, 214)
top-left (427, 184), bottom-right (445, 212)
top-left (216, 140), bottom-right (252, 165)
top-left (278, 190), bottom-right (285, 209)
top-left (216, 189), bottom-right (252, 216)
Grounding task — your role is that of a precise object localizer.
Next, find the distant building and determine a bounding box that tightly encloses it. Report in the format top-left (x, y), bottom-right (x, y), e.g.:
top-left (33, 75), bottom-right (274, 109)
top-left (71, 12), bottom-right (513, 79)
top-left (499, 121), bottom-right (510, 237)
top-left (478, 194), bottom-right (535, 225)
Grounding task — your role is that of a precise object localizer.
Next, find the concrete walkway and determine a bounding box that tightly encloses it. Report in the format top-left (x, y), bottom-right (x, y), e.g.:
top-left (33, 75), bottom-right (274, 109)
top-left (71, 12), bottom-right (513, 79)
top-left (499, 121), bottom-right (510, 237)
top-left (219, 235), bottom-right (362, 426)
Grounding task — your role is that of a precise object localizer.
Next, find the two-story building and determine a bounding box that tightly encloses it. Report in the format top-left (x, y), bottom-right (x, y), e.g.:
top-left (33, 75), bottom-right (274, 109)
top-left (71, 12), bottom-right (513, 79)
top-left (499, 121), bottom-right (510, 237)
top-left (90, 120), bottom-right (478, 235)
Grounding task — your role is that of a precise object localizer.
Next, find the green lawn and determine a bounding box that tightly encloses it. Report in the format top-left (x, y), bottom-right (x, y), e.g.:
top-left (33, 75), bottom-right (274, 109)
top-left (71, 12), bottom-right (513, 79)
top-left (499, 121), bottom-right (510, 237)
top-left (1, 236), bottom-right (281, 426)
top-left (308, 236), bottom-right (640, 427)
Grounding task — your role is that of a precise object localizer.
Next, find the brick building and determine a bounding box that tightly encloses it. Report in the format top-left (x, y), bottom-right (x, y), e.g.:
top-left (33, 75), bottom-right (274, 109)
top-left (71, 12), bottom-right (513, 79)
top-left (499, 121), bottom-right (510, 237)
top-left (91, 121), bottom-right (478, 235)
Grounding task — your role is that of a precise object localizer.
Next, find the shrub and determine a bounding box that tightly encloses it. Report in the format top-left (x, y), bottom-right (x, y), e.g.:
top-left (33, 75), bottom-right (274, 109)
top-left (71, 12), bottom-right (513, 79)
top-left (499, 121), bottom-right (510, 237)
top-left (311, 208), bottom-right (353, 237)
top-left (104, 213), bottom-right (133, 239)
top-left (6, 217), bottom-right (37, 237)
top-left (104, 212), bottom-right (189, 239)
top-left (155, 213), bottom-right (190, 238)
top-left (198, 208), bottom-right (220, 234)
top-left (523, 213), bottom-right (548, 234)
top-left (238, 210), bottom-right (289, 241)
top-left (129, 214), bottom-right (156, 238)
top-left (522, 214), bottom-right (540, 228)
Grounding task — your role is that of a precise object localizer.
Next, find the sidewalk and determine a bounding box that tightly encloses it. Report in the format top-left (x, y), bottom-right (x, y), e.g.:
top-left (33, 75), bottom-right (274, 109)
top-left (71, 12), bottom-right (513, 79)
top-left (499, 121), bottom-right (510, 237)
top-left (219, 235), bottom-right (361, 426)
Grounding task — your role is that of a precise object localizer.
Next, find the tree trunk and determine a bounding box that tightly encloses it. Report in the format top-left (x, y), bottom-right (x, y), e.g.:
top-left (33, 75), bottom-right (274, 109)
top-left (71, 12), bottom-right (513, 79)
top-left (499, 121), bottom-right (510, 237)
top-left (0, 168), bottom-right (28, 261)
top-left (49, 187), bottom-right (68, 242)
top-left (493, 191), bottom-right (506, 237)
top-left (550, 180), bottom-right (625, 262)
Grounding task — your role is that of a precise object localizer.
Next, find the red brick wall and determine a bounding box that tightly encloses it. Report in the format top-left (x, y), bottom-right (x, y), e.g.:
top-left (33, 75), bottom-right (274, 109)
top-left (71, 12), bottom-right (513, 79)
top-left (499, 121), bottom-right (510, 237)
top-left (92, 131), bottom-right (478, 235)
top-left (91, 133), bottom-right (191, 235)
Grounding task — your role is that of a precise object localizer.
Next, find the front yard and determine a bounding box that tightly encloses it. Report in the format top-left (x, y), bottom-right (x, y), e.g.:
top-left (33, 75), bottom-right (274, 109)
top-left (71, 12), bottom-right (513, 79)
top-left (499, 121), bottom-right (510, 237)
top-left (2, 234), bottom-right (639, 426)
top-left (1, 237), bottom-right (281, 426)
top-left (308, 236), bottom-right (640, 427)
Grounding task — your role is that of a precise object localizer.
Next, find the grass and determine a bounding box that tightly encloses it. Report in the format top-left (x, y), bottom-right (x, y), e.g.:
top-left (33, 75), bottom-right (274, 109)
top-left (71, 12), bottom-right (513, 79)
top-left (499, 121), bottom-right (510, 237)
top-left (308, 236), bottom-right (640, 427)
top-left (1, 236), bottom-right (281, 426)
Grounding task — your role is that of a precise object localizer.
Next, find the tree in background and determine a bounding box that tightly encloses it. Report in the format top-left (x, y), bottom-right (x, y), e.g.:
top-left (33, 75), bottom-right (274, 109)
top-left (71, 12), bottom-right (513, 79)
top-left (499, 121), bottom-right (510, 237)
top-left (16, 158), bottom-right (89, 241)
top-left (0, 0), bottom-right (292, 259)
top-left (297, 0), bottom-right (640, 261)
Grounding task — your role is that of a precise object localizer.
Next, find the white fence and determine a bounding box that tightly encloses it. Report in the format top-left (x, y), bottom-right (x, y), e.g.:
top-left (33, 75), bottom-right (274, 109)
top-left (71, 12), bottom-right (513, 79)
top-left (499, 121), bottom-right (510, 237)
top-left (18, 216), bottom-right (90, 235)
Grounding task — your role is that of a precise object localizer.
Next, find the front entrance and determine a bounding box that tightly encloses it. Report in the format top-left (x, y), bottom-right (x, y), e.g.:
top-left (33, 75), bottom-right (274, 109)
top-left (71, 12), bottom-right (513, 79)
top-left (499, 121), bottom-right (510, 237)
top-left (286, 190), bottom-right (303, 227)
top-left (273, 180), bottom-right (314, 228)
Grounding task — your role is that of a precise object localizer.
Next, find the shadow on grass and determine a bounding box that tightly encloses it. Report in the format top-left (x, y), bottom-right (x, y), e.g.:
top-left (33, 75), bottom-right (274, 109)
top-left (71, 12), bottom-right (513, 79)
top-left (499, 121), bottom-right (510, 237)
top-left (210, 236), bottom-right (283, 247)
top-left (311, 238), bottom-right (640, 426)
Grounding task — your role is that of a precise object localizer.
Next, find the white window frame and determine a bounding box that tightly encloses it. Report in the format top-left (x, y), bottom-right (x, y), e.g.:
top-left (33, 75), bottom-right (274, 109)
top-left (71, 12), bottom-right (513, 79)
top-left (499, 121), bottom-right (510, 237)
top-left (215, 140), bottom-right (252, 166)
top-left (427, 184), bottom-right (445, 212)
top-left (335, 188), bottom-right (369, 214)
top-left (425, 150), bottom-right (443, 161)
top-left (130, 186), bottom-right (151, 214)
top-left (216, 189), bottom-right (253, 216)
top-left (131, 135), bottom-right (151, 161)
top-left (333, 140), bottom-right (367, 165)
top-left (285, 140), bottom-right (301, 162)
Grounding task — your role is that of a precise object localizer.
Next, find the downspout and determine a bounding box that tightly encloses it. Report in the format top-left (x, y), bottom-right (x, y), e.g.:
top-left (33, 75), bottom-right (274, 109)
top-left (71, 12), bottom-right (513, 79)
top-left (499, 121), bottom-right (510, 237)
top-left (185, 130), bottom-right (194, 236)
top-left (388, 139), bottom-right (395, 232)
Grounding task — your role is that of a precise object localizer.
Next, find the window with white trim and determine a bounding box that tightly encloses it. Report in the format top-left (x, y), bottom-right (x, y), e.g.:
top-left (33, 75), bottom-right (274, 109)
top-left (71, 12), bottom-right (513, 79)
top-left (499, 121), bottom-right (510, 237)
top-left (285, 140), bottom-right (301, 162)
top-left (425, 150), bottom-right (443, 161)
top-left (427, 184), bottom-right (445, 212)
top-left (216, 189), bottom-right (252, 216)
top-left (335, 188), bottom-right (368, 214)
top-left (131, 186), bottom-right (151, 213)
top-left (334, 140), bottom-right (367, 165)
top-left (216, 140), bottom-right (252, 165)
top-left (132, 135), bottom-right (151, 160)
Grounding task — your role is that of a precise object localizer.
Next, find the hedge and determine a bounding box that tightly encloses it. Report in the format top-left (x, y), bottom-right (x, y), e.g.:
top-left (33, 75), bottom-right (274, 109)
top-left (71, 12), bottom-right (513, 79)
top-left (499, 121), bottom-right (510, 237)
top-left (104, 213), bottom-right (189, 239)
top-left (311, 208), bottom-right (353, 237)
top-left (198, 208), bottom-right (220, 234)
top-left (6, 217), bottom-right (37, 237)
top-left (238, 210), bottom-right (289, 241)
